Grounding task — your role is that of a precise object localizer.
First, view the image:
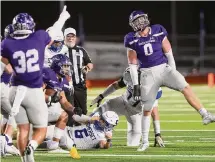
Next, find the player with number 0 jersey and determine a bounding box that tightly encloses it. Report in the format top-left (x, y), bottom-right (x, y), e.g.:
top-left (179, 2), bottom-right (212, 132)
top-left (124, 10), bottom-right (215, 152)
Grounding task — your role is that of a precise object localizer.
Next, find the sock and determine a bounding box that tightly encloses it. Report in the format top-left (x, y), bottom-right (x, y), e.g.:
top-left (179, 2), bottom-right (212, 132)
top-left (5, 134), bottom-right (13, 145)
top-left (141, 115), bottom-right (151, 144)
top-left (28, 140), bottom-right (38, 150)
top-left (199, 108), bottom-right (207, 117)
top-left (153, 120), bottom-right (161, 135)
top-left (53, 127), bottom-right (64, 140)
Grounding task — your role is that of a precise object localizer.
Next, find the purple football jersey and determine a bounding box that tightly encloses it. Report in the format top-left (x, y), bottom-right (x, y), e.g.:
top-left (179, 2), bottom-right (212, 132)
top-left (1, 30), bottom-right (51, 88)
top-left (43, 68), bottom-right (70, 92)
top-left (1, 72), bottom-right (12, 84)
top-left (124, 24), bottom-right (168, 68)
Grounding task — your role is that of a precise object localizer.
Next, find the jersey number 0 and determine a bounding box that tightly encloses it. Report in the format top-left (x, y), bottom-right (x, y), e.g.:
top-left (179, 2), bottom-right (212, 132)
top-left (143, 43), bottom-right (153, 56)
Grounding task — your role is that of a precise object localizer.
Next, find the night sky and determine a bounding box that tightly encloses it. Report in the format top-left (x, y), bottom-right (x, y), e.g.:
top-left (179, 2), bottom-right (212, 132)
top-left (1, 1), bottom-right (215, 39)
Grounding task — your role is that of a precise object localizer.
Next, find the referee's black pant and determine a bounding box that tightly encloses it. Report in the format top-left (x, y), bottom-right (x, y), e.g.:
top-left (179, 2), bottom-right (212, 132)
top-left (65, 85), bottom-right (88, 126)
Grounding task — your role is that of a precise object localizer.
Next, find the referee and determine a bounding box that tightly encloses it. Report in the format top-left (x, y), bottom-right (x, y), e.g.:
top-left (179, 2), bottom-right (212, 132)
top-left (64, 27), bottom-right (93, 117)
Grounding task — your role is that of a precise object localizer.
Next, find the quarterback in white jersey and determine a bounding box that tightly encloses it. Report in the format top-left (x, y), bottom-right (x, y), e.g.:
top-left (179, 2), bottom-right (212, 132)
top-left (45, 111), bottom-right (119, 150)
top-left (91, 67), bottom-right (164, 147)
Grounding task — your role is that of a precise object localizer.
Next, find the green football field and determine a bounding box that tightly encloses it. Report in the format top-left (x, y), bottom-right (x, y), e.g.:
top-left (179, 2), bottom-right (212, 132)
top-left (2, 85), bottom-right (215, 162)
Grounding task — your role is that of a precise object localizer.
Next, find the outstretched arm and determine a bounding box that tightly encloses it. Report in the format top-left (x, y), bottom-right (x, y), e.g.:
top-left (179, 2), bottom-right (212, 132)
top-left (90, 79), bottom-right (125, 107)
top-left (52, 5), bottom-right (70, 31)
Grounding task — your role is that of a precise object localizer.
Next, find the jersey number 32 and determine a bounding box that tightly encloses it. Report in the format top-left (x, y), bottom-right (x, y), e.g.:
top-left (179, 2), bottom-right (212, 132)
top-left (13, 49), bottom-right (40, 73)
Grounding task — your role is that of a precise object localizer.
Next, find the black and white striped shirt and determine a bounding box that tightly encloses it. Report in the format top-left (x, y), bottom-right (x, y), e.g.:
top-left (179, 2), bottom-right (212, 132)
top-left (66, 45), bottom-right (92, 87)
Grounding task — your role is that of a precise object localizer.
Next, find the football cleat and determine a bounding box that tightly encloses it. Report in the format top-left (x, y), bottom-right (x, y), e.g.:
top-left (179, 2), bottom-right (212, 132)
top-left (0, 135), bottom-right (6, 157)
top-left (154, 133), bottom-right (165, 147)
top-left (202, 112), bottom-right (215, 125)
top-left (24, 145), bottom-right (35, 162)
top-left (5, 144), bottom-right (20, 156)
top-left (137, 143), bottom-right (149, 152)
top-left (70, 145), bottom-right (81, 159)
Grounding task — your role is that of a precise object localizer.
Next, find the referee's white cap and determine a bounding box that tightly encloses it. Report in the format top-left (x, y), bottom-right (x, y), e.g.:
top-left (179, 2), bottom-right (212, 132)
top-left (64, 27), bottom-right (76, 37)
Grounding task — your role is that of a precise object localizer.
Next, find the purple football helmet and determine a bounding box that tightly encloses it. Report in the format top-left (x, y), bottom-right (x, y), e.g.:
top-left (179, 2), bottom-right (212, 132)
top-left (50, 54), bottom-right (72, 77)
top-left (4, 24), bottom-right (14, 38)
top-left (12, 13), bottom-right (35, 35)
top-left (129, 11), bottom-right (150, 31)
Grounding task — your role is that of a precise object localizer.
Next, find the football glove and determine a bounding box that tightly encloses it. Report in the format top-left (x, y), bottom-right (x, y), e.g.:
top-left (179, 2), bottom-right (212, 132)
top-left (90, 94), bottom-right (104, 107)
top-left (133, 85), bottom-right (141, 101)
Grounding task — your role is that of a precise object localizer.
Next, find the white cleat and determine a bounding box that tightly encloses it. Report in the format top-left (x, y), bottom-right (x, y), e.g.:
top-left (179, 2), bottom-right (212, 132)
top-left (6, 145), bottom-right (20, 156)
top-left (24, 145), bottom-right (35, 162)
top-left (202, 112), bottom-right (215, 125)
top-left (137, 143), bottom-right (149, 152)
top-left (0, 136), bottom-right (6, 157)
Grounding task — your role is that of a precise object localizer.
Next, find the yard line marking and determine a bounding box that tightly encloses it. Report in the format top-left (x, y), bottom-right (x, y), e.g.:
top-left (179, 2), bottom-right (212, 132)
top-left (113, 136), bottom-right (213, 139)
top-left (80, 154), bottom-right (215, 158)
top-left (35, 153), bottom-right (215, 158)
top-left (119, 120), bottom-right (201, 123)
top-left (199, 138), bottom-right (215, 140)
top-left (114, 129), bottom-right (215, 132)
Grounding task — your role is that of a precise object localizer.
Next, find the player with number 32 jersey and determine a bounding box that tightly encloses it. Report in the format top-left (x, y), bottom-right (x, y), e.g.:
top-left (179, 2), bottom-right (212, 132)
top-left (1, 12), bottom-right (53, 162)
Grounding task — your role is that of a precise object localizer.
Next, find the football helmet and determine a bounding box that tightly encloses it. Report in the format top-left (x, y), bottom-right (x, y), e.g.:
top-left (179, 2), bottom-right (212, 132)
top-left (47, 27), bottom-right (64, 52)
top-left (4, 24), bottom-right (14, 38)
top-left (12, 13), bottom-right (35, 35)
top-left (129, 10), bottom-right (150, 31)
top-left (101, 111), bottom-right (119, 131)
top-left (50, 54), bottom-right (72, 77)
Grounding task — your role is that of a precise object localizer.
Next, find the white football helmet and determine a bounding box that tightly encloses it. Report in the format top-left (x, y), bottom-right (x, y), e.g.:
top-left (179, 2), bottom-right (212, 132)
top-left (102, 111), bottom-right (119, 126)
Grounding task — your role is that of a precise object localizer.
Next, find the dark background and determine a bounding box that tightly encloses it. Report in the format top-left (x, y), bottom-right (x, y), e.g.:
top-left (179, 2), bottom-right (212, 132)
top-left (1, 1), bottom-right (215, 39)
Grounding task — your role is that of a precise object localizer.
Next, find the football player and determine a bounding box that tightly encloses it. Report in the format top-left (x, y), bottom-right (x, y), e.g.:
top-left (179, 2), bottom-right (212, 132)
top-left (44, 28), bottom-right (69, 68)
top-left (0, 6), bottom-right (70, 162)
top-left (124, 10), bottom-right (215, 151)
top-left (45, 111), bottom-right (119, 150)
top-left (1, 24), bottom-right (20, 156)
top-left (90, 67), bottom-right (164, 147)
top-left (42, 54), bottom-right (82, 151)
